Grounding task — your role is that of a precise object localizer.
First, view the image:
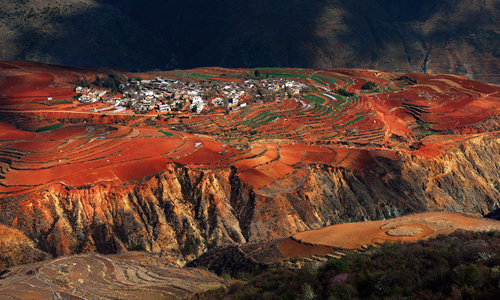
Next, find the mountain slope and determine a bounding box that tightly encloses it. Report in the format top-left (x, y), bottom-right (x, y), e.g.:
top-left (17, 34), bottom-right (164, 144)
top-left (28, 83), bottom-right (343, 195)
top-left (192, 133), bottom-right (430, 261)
top-left (1, 0), bottom-right (500, 83)
top-left (0, 0), bottom-right (176, 71)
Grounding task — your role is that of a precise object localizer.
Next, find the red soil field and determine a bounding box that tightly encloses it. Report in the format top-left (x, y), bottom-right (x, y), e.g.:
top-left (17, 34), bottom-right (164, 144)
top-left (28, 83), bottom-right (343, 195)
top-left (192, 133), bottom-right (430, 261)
top-left (0, 121), bottom-right (36, 140)
top-left (1, 63), bottom-right (500, 196)
top-left (9, 141), bottom-right (65, 152)
top-left (279, 144), bottom-right (305, 165)
top-left (302, 149), bottom-right (337, 165)
top-left (237, 167), bottom-right (275, 190)
top-left (369, 150), bottom-right (400, 161)
top-left (110, 156), bottom-right (172, 183)
top-left (211, 76), bottom-right (245, 82)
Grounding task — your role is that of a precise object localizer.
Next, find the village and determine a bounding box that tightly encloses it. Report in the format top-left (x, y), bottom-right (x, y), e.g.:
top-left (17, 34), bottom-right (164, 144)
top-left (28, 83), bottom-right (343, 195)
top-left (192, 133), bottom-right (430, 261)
top-left (75, 76), bottom-right (308, 115)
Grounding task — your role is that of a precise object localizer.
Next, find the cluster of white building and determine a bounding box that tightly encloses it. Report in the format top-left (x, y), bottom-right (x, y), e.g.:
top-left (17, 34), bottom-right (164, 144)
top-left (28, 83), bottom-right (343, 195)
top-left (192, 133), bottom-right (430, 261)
top-left (77, 89), bottom-right (107, 104)
top-left (76, 75), bottom-right (308, 114)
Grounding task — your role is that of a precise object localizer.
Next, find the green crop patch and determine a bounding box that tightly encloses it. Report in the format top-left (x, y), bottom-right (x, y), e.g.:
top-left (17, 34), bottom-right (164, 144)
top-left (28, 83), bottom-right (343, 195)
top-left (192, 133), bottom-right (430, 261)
top-left (313, 75), bottom-right (339, 85)
top-left (310, 77), bottom-right (327, 86)
top-left (36, 124), bottom-right (65, 132)
top-left (332, 115), bottom-right (364, 129)
top-left (243, 111), bottom-right (275, 125)
top-left (158, 130), bottom-right (174, 137)
top-left (252, 115), bottom-right (279, 127)
top-left (303, 94), bottom-right (326, 104)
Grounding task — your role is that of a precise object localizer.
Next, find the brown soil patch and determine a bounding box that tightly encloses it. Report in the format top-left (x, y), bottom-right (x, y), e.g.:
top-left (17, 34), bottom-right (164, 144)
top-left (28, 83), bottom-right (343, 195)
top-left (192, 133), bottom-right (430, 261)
top-left (386, 226), bottom-right (424, 237)
top-left (277, 237), bottom-right (335, 258)
top-left (290, 212), bottom-right (500, 251)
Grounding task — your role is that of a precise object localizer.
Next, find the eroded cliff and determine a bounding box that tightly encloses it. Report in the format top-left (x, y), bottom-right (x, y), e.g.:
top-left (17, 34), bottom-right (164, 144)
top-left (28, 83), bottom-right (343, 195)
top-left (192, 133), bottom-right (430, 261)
top-left (2, 134), bottom-right (500, 266)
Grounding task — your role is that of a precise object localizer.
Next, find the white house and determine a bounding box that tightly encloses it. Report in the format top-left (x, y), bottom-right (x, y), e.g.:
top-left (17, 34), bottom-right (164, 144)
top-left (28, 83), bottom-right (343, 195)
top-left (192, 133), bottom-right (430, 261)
top-left (159, 104), bottom-right (171, 112)
top-left (191, 96), bottom-right (204, 105)
top-left (212, 97), bottom-right (224, 107)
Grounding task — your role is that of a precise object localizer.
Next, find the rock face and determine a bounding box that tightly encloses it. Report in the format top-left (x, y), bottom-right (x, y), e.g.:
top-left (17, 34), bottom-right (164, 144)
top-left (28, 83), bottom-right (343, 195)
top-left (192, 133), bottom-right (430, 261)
top-left (1, 0), bottom-right (500, 83)
top-left (2, 134), bottom-right (500, 266)
top-left (0, 224), bottom-right (51, 269)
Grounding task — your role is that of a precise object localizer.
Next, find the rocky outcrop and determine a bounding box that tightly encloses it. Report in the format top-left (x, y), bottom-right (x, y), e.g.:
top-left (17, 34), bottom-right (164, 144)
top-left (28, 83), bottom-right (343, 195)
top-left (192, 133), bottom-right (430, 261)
top-left (1, 135), bottom-right (500, 266)
top-left (0, 224), bottom-right (51, 269)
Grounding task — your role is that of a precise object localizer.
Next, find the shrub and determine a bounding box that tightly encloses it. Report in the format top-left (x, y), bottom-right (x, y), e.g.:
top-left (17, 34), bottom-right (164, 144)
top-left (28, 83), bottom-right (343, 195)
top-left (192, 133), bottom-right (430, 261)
top-left (330, 273), bottom-right (349, 286)
top-left (229, 282), bottom-right (245, 294)
top-left (298, 264), bottom-right (318, 282)
top-left (327, 258), bottom-right (353, 272)
top-left (300, 283), bottom-right (317, 300)
top-left (280, 291), bottom-right (297, 300)
top-left (361, 81), bottom-right (376, 90)
top-left (335, 88), bottom-right (355, 97)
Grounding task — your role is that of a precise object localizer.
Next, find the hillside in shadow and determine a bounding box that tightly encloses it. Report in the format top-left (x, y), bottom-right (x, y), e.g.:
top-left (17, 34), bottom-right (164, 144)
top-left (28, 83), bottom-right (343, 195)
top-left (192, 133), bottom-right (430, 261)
top-left (1, 0), bottom-right (500, 83)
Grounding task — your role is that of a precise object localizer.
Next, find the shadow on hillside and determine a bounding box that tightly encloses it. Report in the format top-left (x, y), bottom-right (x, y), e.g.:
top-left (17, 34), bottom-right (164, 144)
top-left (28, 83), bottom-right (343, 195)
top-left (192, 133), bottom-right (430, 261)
top-left (10, 2), bottom-right (176, 72)
top-left (9, 0), bottom-right (500, 80)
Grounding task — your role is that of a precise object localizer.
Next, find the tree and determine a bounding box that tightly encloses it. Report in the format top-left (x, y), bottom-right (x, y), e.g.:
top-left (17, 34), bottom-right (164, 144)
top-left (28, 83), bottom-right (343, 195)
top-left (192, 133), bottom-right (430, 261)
top-left (256, 87), bottom-right (262, 96)
top-left (192, 105), bottom-right (198, 113)
top-left (94, 76), bottom-right (102, 88)
top-left (222, 96), bottom-right (229, 108)
top-left (335, 88), bottom-right (355, 97)
top-left (361, 81), bottom-right (376, 90)
top-left (279, 89), bottom-right (285, 99)
top-left (254, 70), bottom-right (260, 78)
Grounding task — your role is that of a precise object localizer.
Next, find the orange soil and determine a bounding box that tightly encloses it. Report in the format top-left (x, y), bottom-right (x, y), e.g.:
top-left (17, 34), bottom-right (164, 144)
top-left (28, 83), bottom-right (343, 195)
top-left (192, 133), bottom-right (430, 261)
top-left (238, 161), bottom-right (295, 190)
top-left (10, 141), bottom-right (65, 152)
top-left (286, 212), bottom-right (500, 254)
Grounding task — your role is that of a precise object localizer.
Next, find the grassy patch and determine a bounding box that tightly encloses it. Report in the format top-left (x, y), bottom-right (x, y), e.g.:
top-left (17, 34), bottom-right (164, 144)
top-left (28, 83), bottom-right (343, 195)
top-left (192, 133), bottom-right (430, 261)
top-left (313, 75), bottom-right (339, 85)
top-left (36, 124), bottom-right (65, 132)
top-left (252, 115), bottom-right (279, 128)
top-left (310, 77), bottom-right (327, 86)
top-left (158, 130), bottom-right (174, 137)
top-left (303, 94), bottom-right (326, 104)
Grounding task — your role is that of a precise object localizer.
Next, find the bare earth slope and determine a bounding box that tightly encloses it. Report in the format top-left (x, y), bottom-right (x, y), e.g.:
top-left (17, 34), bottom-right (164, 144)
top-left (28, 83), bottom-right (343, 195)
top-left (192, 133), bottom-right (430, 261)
top-left (0, 253), bottom-right (226, 299)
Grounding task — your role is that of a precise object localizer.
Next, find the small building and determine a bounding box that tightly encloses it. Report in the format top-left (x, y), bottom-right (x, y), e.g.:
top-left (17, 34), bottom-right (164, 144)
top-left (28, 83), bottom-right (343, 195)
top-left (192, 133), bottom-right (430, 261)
top-left (159, 104), bottom-right (171, 112)
top-left (192, 96), bottom-right (204, 105)
top-left (111, 107), bottom-right (126, 114)
top-left (212, 98), bottom-right (224, 107)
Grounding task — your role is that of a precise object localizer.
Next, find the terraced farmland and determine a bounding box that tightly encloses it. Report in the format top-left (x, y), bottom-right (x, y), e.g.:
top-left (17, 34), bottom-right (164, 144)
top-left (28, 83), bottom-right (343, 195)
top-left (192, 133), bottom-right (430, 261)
top-left (1, 62), bottom-right (500, 197)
